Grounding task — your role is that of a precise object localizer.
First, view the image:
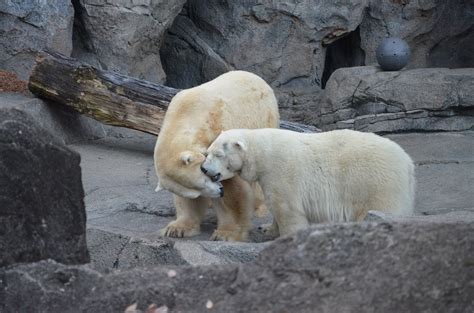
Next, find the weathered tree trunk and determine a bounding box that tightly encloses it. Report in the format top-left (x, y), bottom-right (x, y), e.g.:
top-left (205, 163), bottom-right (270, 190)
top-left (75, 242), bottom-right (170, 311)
top-left (29, 52), bottom-right (179, 135)
top-left (28, 52), bottom-right (318, 135)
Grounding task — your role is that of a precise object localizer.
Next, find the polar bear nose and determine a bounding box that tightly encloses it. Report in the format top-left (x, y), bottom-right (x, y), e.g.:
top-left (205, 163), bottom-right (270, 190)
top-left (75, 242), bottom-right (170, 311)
top-left (201, 165), bottom-right (208, 174)
top-left (211, 173), bottom-right (221, 182)
top-left (219, 186), bottom-right (224, 197)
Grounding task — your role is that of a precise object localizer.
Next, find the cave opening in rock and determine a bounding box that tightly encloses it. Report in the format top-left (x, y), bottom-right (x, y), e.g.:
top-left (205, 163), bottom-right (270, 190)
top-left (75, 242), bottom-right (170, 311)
top-left (71, 0), bottom-right (95, 64)
top-left (321, 27), bottom-right (365, 89)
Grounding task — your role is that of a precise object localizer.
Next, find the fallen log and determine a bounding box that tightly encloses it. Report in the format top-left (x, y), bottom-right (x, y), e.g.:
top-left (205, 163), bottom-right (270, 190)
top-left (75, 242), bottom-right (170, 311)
top-left (28, 52), bottom-right (178, 135)
top-left (28, 52), bottom-right (318, 135)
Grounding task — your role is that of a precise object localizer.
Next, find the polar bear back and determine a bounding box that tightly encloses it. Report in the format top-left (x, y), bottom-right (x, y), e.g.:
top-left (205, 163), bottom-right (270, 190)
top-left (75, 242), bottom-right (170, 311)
top-left (154, 71), bottom-right (279, 198)
top-left (244, 128), bottom-right (415, 222)
top-left (160, 71), bottom-right (279, 139)
top-left (156, 70), bottom-right (279, 173)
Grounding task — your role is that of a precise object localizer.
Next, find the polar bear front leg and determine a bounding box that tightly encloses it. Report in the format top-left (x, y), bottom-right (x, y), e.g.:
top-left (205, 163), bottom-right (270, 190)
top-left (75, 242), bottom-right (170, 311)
top-left (161, 195), bottom-right (209, 238)
top-left (268, 198), bottom-right (309, 237)
top-left (210, 198), bottom-right (245, 241)
top-left (210, 176), bottom-right (253, 241)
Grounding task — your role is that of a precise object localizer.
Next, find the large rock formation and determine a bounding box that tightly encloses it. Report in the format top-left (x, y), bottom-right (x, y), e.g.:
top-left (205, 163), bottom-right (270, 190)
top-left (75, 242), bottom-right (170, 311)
top-left (160, 0), bottom-right (369, 120)
top-left (316, 66), bottom-right (474, 132)
top-left (0, 109), bottom-right (89, 267)
top-left (72, 0), bottom-right (187, 83)
top-left (1, 0), bottom-right (473, 108)
top-left (2, 0), bottom-right (472, 124)
top-left (2, 222), bottom-right (472, 312)
top-left (0, 0), bottom-right (74, 79)
top-left (160, 0), bottom-right (474, 122)
top-left (161, 0), bottom-right (369, 88)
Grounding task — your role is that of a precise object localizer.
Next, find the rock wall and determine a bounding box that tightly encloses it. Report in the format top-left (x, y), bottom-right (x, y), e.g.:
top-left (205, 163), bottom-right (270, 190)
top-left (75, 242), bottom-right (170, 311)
top-left (316, 66), bottom-right (474, 132)
top-left (71, 0), bottom-right (186, 83)
top-left (160, 0), bottom-right (474, 121)
top-left (0, 0), bottom-right (472, 127)
top-left (0, 0), bottom-right (74, 79)
top-left (160, 0), bottom-right (369, 120)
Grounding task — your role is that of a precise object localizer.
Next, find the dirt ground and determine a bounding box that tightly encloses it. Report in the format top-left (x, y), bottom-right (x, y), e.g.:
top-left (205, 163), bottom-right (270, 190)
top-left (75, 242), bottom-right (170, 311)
top-left (0, 70), bottom-right (28, 93)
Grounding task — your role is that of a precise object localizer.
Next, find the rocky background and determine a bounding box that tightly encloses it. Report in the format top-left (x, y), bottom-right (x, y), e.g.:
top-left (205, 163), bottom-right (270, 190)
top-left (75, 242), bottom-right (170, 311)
top-left (1, 1), bottom-right (473, 312)
top-left (2, 0), bottom-right (473, 126)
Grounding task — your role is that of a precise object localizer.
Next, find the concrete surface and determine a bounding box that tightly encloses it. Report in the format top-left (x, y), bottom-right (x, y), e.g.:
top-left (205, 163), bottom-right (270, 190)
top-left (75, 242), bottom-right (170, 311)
top-left (387, 132), bottom-right (474, 213)
top-left (71, 125), bottom-right (473, 268)
top-left (70, 131), bottom-right (273, 267)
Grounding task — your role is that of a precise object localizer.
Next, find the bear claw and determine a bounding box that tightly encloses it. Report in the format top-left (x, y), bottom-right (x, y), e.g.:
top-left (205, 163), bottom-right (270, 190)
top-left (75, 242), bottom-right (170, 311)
top-left (161, 222), bottom-right (200, 238)
top-left (258, 223), bottom-right (279, 237)
top-left (210, 229), bottom-right (245, 242)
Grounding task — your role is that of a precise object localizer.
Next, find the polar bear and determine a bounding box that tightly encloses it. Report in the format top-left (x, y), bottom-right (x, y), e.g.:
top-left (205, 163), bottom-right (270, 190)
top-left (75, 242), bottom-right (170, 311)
top-left (202, 128), bottom-right (415, 237)
top-left (154, 71), bottom-right (279, 241)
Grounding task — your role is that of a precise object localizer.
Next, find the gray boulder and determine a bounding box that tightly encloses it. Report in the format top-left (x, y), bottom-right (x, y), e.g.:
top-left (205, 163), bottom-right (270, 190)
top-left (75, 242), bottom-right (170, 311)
top-left (72, 0), bottom-right (187, 83)
top-left (0, 109), bottom-right (89, 267)
top-left (87, 228), bottom-right (268, 271)
top-left (0, 0), bottom-right (74, 79)
top-left (317, 66), bottom-right (474, 132)
top-left (0, 92), bottom-right (108, 145)
top-left (87, 228), bottom-right (187, 272)
top-left (2, 222), bottom-right (472, 312)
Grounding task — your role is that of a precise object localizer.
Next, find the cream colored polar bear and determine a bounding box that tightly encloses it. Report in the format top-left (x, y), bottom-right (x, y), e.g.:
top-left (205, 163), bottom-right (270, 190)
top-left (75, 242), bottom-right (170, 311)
top-left (202, 128), bottom-right (415, 237)
top-left (154, 71), bottom-right (279, 241)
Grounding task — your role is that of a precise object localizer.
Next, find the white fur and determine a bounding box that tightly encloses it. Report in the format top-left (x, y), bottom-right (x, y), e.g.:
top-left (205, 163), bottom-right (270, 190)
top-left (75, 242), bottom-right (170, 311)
top-left (154, 71), bottom-right (279, 240)
top-left (203, 128), bottom-right (415, 237)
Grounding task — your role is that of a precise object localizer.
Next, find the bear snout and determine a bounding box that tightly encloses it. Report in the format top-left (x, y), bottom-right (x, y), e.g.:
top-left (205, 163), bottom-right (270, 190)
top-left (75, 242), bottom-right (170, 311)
top-left (201, 163), bottom-right (221, 182)
top-left (212, 173), bottom-right (222, 182)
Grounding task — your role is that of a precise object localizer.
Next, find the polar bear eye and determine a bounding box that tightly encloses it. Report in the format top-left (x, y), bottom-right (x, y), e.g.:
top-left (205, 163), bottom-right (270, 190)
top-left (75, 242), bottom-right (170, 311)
top-left (215, 150), bottom-right (224, 158)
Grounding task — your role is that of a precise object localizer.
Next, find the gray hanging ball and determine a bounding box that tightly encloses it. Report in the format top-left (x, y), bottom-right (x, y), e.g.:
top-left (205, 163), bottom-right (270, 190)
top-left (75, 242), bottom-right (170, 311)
top-left (376, 37), bottom-right (410, 71)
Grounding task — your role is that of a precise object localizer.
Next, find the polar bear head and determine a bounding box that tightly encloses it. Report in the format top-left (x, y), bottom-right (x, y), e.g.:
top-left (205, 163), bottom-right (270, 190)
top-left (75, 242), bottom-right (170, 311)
top-left (156, 150), bottom-right (224, 199)
top-left (201, 130), bottom-right (248, 183)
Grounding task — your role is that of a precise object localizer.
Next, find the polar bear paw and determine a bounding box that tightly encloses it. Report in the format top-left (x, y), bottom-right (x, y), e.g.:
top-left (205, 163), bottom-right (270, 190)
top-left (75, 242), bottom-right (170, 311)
top-left (161, 221), bottom-right (200, 238)
top-left (210, 229), bottom-right (246, 242)
top-left (258, 222), bottom-right (279, 237)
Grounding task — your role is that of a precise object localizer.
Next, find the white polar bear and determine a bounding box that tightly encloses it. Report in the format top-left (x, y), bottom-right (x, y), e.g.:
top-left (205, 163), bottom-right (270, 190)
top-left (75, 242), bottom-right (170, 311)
top-left (202, 128), bottom-right (415, 237)
top-left (154, 71), bottom-right (279, 241)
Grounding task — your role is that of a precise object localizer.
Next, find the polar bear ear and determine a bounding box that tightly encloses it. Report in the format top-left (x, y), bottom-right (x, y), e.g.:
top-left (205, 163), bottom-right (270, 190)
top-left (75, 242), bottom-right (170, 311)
top-left (180, 151), bottom-right (194, 165)
top-left (234, 141), bottom-right (246, 151)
